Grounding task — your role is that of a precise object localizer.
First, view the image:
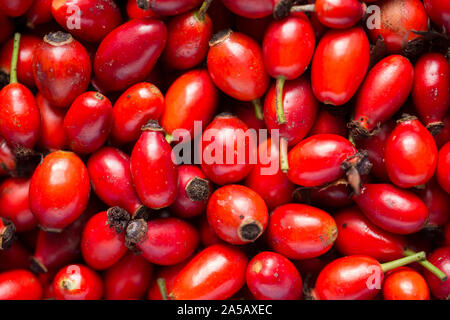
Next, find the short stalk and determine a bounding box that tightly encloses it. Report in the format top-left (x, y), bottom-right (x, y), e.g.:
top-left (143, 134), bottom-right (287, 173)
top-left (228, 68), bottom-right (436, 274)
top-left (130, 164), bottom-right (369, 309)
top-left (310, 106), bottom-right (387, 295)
top-left (404, 249), bottom-right (448, 281)
top-left (157, 278), bottom-right (169, 300)
top-left (195, 0), bottom-right (214, 21)
top-left (252, 98), bottom-right (264, 121)
top-left (290, 4), bottom-right (316, 13)
top-left (165, 133), bottom-right (173, 144)
top-left (276, 77), bottom-right (286, 124)
top-left (10, 33), bottom-right (21, 84)
top-left (381, 251), bottom-right (426, 273)
top-left (280, 137), bottom-right (289, 173)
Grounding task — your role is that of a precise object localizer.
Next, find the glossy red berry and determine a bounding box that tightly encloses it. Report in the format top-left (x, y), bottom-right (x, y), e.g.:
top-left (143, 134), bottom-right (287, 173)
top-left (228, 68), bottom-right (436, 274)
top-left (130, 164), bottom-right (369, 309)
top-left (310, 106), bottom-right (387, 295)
top-left (437, 142), bottom-right (450, 194)
top-left (36, 93), bottom-right (68, 151)
top-left (353, 183), bottom-right (428, 234)
top-left (0, 177), bottom-right (36, 232)
top-left (170, 244), bottom-right (247, 300)
top-left (170, 165), bottom-right (211, 219)
top-left (51, 0), bottom-right (122, 43)
top-left (125, 217), bottom-right (199, 266)
top-left (412, 53), bottom-right (449, 134)
top-left (314, 0), bottom-right (365, 29)
top-left (351, 55), bottom-right (414, 136)
top-left (81, 208), bottom-right (130, 270)
top-left (0, 269), bottom-right (43, 300)
top-left (246, 251), bottom-right (303, 300)
top-left (207, 29), bottom-right (269, 102)
top-left (25, 0), bottom-right (53, 26)
top-left (267, 203), bottom-right (337, 259)
top-left (104, 252), bottom-right (153, 300)
top-left (53, 264), bottom-right (103, 300)
top-left (207, 184), bottom-right (268, 245)
top-left (0, 0), bottom-right (34, 17)
top-left (64, 91), bottom-right (113, 154)
top-left (111, 82), bottom-right (165, 146)
top-left (334, 206), bottom-right (407, 262)
top-left (423, 247), bottom-right (450, 300)
top-left (161, 69), bottom-right (218, 143)
top-left (32, 32), bottom-right (91, 108)
top-left (383, 267), bottom-right (430, 300)
top-left (130, 122), bottom-right (178, 209)
top-left (311, 27), bottom-right (370, 105)
top-left (384, 116), bottom-right (438, 188)
top-left (94, 18), bottom-right (167, 92)
top-left (424, 0), bottom-right (450, 35)
top-left (29, 151), bottom-right (90, 231)
top-left (199, 113), bottom-right (256, 185)
top-left (367, 0), bottom-right (428, 54)
top-left (245, 138), bottom-right (295, 211)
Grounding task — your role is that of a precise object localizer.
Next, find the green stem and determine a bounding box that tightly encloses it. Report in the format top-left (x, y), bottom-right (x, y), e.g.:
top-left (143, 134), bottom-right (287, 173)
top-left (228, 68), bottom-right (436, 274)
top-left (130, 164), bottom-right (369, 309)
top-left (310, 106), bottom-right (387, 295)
top-left (10, 33), bottom-right (21, 84)
top-left (165, 133), bottom-right (173, 144)
top-left (195, 0), bottom-right (214, 21)
top-left (276, 77), bottom-right (286, 124)
top-left (280, 137), bottom-right (289, 173)
top-left (404, 249), bottom-right (448, 281)
top-left (157, 278), bottom-right (169, 300)
top-left (381, 251), bottom-right (426, 273)
top-left (252, 98), bottom-right (264, 121)
top-left (348, 134), bottom-right (356, 147)
top-left (290, 4), bottom-right (316, 13)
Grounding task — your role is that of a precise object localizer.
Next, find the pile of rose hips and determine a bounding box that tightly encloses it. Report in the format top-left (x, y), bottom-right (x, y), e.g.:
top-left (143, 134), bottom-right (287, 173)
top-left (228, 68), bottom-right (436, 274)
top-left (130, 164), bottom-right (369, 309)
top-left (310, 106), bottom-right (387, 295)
top-left (0, 0), bottom-right (448, 301)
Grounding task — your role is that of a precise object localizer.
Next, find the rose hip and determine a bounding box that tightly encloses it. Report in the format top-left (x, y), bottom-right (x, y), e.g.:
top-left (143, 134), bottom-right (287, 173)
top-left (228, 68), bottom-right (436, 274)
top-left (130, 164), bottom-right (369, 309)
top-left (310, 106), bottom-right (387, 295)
top-left (423, 247), bottom-right (450, 300)
top-left (53, 264), bottom-right (103, 300)
top-left (383, 267), bottom-right (430, 300)
top-left (36, 93), bottom-right (68, 151)
top-left (0, 269), bottom-right (43, 300)
top-left (0, 0), bottom-right (34, 17)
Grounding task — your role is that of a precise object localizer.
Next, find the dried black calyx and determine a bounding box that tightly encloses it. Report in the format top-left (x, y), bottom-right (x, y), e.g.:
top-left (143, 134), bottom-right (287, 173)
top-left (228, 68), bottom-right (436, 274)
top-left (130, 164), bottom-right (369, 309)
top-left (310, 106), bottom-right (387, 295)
top-left (107, 206), bottom-right (131, 234)
top-left (125, 219), bottom-right (147, 250)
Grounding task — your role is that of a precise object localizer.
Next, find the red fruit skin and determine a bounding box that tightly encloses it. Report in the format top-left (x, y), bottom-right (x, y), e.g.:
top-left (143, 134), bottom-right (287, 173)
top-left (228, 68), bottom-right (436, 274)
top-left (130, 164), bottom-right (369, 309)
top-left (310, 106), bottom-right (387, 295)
top-left (263, 15), bottom-right (315, 80)
top-left (88, 147), bottom-right (144, 217)
top-left (199, 215), bottom-right (223, 247)
top-left (111, 82), bottom-right (165, 146)
top-left (246, 251), bottom-right (303, 300)
top-left (264, 76), bottom-right (318, 145)
top-left (311, 27), bottom-right (370, 106)
top-left (424, 0), bottom-right (450, 35)
top-left (207, 30), bottom-right (269, 101)
top-left (220, 0), bottom-right (273, 18)
top-left (130, 128), bottom-right (178, 209)
top-left (307, 108), bottom-right (347, 137)
top-left (207, 185), bottom-right (269, 245)
top-left (355, 120), bottom-right (394, 181)
top-left (0, 12), bottom-right (13, 44)
top-left (25, 0), bottom-right (53, 26)
top-left (161, 69), bottom-right (218, 141)
top-left (235, 15), bottom-right (272, 44)
top-left (127, 0), bottom-right (159, 19)
top-left (437, 142), bottom-right (450, 194)
top-left (64, 92), bottom-right (113, 154)
top-left (435, 115), bottom-right (450, 149)
top-left (171, 244), bottom-right (248, 300)
top-left (53, 264), bottom-right (103, 300)
top-left (32, 208), bottom-right (92, 272)
top-left (423, 247), bottom-right (450, 299)
top-left (0, 137), bottom-right (15, 176)
top-left (412, 53), bottom-right (449, 127)
top-left (147, 262), bottom-right (187, 300)
top-left (0, 35), bottom-right (40, 88)
top-left (314, 256), bottom-right (382, 300)
top-left (0, 83), bottom-right (41, 149)
top-left (200, 114), bottom-right (256, 185)
top-left (0, 178), bottom-right (36, 232)
top-left (315, 0), bottom-right (364, 29)
top-left (0, 270), bottom-right (43, 300)
top-left (353, 184), bottom-right (428, 234)
top-left (170, 165), bottom-right (211, 219)
top-left (81, 210), bottom-right (128, 270)
top-left (0, 0), bottom-right (34, 17)
top-left (385, 118), bottom-right (438, 188)
top-left (104, 252), bottom-right (153, 300)
top-left (367, 0), bottom-right (428, 54)
top-left (335, 206), bottom-right (407, 262)
top-left (52, 0), bottom-right (122, 43)
top-left (267, 203), bottom-right (337, 260)
top-left (94, 18), bottom-right (167, 92)
top-left (245, 138), bottom-right (295, 211)
top-left (147, 0), bottom-right (203, 16)
top-left (163, 10), bottom-right (212, 70)
top-left (32, 35), bottom-right (91, 108)
top-left (383, 267), bottom-right (430, 300)
top-left (352, 55), bottom-right (414, 133)
top-left (0, 242), bottom-right (30, 272)
top-left (134, 218), bottom-right (199, 266)
top-left (233, 101), bottom-right (266, 132)
top-left (29, 151), bottom-right (90, 230)
top-left (287, 134), bottom-right (357, 187)
top-left (36, 93), bottom-right (68, 151)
